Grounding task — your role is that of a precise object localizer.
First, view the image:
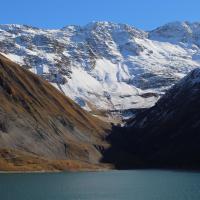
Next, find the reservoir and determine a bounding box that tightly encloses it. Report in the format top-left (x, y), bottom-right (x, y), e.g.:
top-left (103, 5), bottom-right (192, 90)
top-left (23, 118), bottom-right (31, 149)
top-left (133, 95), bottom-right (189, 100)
top-left (0, 170), bottom-right (200, 200)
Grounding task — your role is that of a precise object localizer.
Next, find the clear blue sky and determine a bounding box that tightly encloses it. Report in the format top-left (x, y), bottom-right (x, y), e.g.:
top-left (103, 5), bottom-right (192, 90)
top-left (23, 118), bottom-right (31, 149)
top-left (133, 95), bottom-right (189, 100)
top-left (1, 0), bottom-right (200, 30)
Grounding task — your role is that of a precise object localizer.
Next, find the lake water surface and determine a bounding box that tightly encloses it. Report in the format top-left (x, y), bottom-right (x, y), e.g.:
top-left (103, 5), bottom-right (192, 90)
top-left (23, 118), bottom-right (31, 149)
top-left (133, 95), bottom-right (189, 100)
top-left (0, 170), bottom-right (200, 200)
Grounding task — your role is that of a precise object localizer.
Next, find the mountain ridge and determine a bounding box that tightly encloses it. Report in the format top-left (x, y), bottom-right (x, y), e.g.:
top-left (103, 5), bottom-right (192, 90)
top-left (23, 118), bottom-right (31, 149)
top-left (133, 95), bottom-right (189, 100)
top-left (1, 21), bottom-right (200, 114)
top-left (102, 68), bottom-right (200, 169)
top-left (0, 54), bottom-right (111, 171)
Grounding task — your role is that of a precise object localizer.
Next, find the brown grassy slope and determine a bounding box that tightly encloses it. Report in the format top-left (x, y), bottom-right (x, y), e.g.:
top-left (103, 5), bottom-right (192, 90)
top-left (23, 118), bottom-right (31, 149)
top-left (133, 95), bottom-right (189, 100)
top-left (0, 54), bottom-right (111, 169)
top-left (0, 148), bottom-right (112, 172)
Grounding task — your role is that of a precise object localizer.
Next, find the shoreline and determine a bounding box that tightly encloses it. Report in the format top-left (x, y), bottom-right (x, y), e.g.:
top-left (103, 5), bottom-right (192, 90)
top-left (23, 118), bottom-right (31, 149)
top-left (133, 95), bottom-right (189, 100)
top-left (1, 168), bottom-right (200, 174)
top-left (0, 167), bottom-right (113, 174)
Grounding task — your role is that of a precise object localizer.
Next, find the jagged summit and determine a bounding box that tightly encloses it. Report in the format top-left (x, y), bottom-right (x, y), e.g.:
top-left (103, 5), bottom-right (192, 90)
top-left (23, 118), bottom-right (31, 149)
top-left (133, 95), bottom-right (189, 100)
top-left (0, 21), bottom-right (200, 114)
top-left (149, 21), bottom-right (200, 45)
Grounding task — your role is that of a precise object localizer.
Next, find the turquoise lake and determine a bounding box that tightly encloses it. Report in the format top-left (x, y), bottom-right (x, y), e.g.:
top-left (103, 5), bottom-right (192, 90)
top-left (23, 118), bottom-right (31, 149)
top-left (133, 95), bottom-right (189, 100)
top-left (0, 170), bottom-right (200, 200)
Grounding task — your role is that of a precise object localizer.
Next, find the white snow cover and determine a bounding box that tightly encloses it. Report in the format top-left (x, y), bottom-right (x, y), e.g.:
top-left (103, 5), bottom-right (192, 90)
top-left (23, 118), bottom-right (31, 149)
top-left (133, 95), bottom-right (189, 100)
top-left (0, 21), bottom-right (200, 111)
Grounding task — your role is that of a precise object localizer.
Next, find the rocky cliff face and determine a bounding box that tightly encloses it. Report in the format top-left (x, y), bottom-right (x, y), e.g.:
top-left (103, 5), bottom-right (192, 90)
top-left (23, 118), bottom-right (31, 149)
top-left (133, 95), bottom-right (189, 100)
top-left (1, 21), bottom-right (200, 112)
top-left (0, 54), bottom-right (111, 171)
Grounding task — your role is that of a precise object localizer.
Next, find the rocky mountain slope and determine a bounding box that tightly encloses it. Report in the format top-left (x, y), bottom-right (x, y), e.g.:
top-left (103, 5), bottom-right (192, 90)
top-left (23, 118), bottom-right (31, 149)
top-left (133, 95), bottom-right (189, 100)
top-left (103, 68), bottom-right (200, 169)
top-left (1, 21), bottom-right (200, 113)
top-left (0, 54), bottom-right (111, 171)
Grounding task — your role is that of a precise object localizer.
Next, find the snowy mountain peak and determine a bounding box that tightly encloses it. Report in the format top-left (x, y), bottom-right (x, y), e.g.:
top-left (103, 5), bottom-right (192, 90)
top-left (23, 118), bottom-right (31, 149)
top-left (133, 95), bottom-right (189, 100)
top-left (0, 24), bottom-right (40, 32)
top-left (149, 21), bottom-right (200, 46)
top-left (0, 21), bottom-right (200, 113)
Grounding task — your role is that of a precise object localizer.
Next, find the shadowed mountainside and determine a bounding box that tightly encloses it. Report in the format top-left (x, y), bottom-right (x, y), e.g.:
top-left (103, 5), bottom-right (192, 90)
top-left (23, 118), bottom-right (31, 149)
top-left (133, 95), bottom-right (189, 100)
top-left (103, 69), bottom-right (200, 169)
top-left (0, 54), bottom-right (111, 171)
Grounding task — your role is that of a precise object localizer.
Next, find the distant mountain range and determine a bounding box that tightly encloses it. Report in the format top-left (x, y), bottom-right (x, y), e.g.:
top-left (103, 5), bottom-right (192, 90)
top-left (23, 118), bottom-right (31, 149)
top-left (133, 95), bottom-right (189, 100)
top-left (1, 21), bottom-right (200, 114)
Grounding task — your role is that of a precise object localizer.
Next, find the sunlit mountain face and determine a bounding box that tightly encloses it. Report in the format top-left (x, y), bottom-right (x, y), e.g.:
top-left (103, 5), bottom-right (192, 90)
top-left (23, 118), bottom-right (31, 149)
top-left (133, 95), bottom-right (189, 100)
top-left (0, 21), bottom-right (200, 114)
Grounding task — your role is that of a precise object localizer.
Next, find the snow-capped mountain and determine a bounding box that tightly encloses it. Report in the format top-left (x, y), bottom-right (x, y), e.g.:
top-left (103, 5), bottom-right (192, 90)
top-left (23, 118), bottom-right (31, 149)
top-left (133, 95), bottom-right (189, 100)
top-left (0, 21), bottom-right (200, 112)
